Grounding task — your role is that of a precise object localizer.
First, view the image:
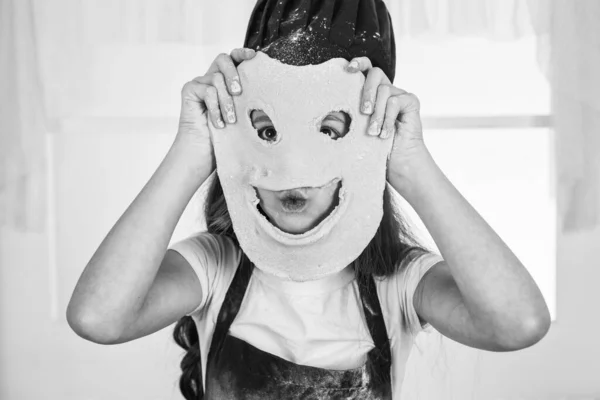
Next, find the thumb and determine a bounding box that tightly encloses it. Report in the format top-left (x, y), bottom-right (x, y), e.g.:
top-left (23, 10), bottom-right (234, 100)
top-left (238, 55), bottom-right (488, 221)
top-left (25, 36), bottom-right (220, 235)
top-left (394, 93), bottom-right (423, 136)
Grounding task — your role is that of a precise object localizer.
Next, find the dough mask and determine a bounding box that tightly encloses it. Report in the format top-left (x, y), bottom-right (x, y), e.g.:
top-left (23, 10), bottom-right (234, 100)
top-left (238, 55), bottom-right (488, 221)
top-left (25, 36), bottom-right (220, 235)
top-left (210, 52), bottom-right (394, 281)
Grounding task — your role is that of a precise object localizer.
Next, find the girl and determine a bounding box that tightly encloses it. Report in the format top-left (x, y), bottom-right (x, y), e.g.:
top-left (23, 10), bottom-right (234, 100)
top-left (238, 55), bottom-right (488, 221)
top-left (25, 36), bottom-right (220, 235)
top-left (67, 1), bottom-right (551, 399)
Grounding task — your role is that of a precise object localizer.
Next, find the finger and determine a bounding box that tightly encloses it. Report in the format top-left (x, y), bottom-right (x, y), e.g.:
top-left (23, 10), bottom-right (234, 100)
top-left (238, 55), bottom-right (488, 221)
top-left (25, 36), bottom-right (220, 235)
top-left (228, 48), bottom-right (256, 96)
top-left (381, 96), bottom-right (401, 139)
top-left (391, 93), bottom-right (423, 135)
top-left (367, 83), bottom-right (393, 136)
top-left (381, 88), bottom-right (408, 139)
top-left (207, 72), bottom-right (237, 124)
top-left (206, 53), bottom-right (242, 95)
top-left (184, 80), bottom-right (224, 129)
top-left (346, 56), bottom-right (373, 73)
top-left (230, 47), bottom-right (256, 64)
top-left (361, 67), bottom-right (387, 115)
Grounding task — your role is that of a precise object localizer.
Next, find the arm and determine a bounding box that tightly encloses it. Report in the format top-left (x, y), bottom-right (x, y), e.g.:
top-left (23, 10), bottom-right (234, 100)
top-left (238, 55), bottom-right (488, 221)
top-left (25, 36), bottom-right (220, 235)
top-left (66, 49), bottom-right (256, 344)
top-left (346, 57), bottom-right (551, 351)
top-left (390, 147), bottom-right (551, 351)
top-left (66, 139), bottom-right (212, 344)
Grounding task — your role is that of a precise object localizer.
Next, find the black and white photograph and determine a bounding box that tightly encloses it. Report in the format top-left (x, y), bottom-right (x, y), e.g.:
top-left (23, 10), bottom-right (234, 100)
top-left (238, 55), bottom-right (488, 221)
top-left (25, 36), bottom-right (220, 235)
top-left (0, 0), bottom-right (598, 399)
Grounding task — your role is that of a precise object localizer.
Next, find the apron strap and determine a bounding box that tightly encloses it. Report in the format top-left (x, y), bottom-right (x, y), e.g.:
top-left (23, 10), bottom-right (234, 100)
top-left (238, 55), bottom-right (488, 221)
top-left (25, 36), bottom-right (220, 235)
top-left (202, 252), bottom-right (253, 399)
top-left (208, 251), bottom-right (254, 355)
top-left (357, 273), bottom-right (393, 391)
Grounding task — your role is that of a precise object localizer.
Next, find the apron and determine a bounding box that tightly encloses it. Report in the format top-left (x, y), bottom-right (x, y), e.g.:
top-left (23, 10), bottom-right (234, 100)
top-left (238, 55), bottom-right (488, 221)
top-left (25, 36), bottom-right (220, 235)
top-left (199, 252), bottom-right (393, 399)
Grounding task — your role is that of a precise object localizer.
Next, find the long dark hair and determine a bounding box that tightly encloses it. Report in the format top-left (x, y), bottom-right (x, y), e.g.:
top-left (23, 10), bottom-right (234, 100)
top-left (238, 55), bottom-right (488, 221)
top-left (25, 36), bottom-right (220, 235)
top-left (173, 175), bottom-right (430, 399)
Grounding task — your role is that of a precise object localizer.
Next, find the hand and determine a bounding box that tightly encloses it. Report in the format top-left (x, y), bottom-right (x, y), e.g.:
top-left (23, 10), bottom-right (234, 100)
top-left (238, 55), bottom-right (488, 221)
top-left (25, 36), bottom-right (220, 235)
top-left (345, 57), bottom-right (429, 180)
top-left (173, 48), bottom-right (257, 170)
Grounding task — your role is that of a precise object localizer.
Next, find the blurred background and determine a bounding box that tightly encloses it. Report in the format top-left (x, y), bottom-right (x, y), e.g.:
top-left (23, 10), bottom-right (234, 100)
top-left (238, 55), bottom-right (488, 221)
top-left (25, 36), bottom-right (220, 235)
top-left (0, 0), bottom-right (598, 399)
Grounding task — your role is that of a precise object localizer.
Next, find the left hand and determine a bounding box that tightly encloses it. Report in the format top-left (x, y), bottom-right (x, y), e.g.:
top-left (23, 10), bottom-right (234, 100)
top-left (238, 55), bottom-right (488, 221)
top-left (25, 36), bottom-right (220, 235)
top-left (346, 57), bottom-right (429, 179)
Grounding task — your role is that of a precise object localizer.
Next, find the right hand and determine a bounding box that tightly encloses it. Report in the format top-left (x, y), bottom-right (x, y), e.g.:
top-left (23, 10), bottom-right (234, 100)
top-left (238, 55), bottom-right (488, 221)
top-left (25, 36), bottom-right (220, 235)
top-left (172, 48), bottom-right (257, 171)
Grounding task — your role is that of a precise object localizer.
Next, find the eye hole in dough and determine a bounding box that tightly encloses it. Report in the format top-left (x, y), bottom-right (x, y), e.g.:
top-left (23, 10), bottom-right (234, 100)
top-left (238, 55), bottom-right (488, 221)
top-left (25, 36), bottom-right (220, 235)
top-left (250, 109), bottom-right (279, 143)
top-left (250, 109), bottom-right (352, 143)
top-left (320, 111), bottom-right (351, 141)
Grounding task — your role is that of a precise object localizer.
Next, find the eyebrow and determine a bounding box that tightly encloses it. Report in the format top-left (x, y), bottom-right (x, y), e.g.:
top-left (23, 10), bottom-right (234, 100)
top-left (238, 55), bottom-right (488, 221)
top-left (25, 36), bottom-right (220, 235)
top-left (253, 116), bottom-right (272, 123)
top-left (251, 111), bottom-right (272, 124)
top-left (323, 112), bottom-right (349, 124)
top-left (323, 114), bottom-right (345, 123)
top-left (251, 112), bottom-right (348, 124)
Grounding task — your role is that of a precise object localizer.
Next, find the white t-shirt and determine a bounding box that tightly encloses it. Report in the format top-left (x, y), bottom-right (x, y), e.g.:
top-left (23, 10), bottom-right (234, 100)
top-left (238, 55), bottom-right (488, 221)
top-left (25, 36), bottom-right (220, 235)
top-left (169, 232), bottom-right (444, 398)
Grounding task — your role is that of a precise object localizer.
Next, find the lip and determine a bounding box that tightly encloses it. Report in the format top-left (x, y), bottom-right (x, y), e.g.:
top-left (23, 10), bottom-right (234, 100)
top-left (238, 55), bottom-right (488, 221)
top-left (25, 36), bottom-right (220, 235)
top-left (248, 178), bottom-right (348, 246)
top-left (277, 187), bottom-right (312, 213)
top-left (278, 188), bottom-right (309, 201)
top-left (280, 195), bottom-right (308, 213)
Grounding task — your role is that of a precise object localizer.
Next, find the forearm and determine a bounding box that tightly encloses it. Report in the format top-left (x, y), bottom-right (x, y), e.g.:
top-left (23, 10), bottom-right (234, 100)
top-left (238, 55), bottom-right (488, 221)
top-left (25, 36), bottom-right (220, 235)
top-left (388, 146), bottom-right (550, 331)
top-left (67, 141), bottom-right (213, 335)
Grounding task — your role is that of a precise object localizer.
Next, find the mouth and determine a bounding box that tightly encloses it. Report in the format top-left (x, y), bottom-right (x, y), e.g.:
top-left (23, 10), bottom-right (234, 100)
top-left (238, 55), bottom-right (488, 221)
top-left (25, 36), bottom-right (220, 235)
top-left (279, 195), bottom-right (308, 213)
top-left (276, 187), bottom-right (313, 213)
top-left (249, 178), bottom-right (349, 246)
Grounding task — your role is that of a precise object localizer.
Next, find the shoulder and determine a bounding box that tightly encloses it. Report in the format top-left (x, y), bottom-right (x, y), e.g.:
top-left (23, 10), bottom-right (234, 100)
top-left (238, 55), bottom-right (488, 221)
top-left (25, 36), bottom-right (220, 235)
top-left (375, 250), bottom-right (444, 292)
top-left (169, 232), bottom-right (242, 314)
top-left (374, 251), bottom-right (445, 336)
top-left (170, 231), bottom-right (241, 268)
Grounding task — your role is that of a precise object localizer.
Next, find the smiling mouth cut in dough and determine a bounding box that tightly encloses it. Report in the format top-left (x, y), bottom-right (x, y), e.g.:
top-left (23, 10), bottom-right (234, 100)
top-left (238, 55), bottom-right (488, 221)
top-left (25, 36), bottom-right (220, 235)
top-left (250, 179), bottom-right (348, 245)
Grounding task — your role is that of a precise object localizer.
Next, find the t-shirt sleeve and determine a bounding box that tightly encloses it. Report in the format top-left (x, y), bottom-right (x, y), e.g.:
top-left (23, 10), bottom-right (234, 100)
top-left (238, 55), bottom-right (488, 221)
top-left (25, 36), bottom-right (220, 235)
top-left (396, 251), bottom-right (445, 336)
top-left (168, 232), bottom-right (239, 316)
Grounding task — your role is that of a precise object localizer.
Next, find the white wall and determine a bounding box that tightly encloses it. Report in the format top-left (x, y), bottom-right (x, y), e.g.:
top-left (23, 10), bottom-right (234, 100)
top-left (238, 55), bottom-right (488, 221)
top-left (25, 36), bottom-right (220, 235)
top-left (0, 125), bottom-right (196, 400)
top-left (402, 227), bottom-right (600, 399)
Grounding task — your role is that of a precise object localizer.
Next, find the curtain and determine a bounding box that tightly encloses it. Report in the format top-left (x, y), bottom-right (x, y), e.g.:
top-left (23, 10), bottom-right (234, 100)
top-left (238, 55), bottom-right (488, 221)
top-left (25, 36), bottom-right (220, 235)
top-left (0, 0), bottom-right (47, 232)
top-left (386, 0), bottom-right (535, 40)
top-left (386, 0), bottom-right (600, 233)
top-left (1, 0), bottom-right (598, 233)
top-left (542, 1), bottom-right (600, 232)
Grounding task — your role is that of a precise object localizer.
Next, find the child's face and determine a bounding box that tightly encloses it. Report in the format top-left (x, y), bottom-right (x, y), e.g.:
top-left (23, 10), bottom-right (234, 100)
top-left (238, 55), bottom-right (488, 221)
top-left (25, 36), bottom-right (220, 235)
top-left (210, 52), bottom-right (393, 280)
top-left (251, 110), bottom-right (349, 234)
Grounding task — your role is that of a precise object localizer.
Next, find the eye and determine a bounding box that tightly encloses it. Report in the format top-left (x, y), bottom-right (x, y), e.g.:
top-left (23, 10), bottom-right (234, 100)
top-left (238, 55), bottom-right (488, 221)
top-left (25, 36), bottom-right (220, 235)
top-left (257, 126), bottom-right (279, 142)
top-left (320, 111), bottom-right (351, 141)
top-left (251, 109), bottom-right (279, 143)
top-left (320, 127), bottom-right (341, 140)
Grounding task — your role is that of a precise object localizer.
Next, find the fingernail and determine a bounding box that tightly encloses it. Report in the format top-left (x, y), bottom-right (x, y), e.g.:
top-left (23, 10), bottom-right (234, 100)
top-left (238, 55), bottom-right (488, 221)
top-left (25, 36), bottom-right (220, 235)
top-left (348, 60), bottom-right (359, 70)
top-left (245, 48), bottom-right (255, 57)
top-left (217, 118), bottom-right (225, 128)
top-left (363, 101), bottom-right (373, 114)
top-left (230, 77), bottom-right (241, 94)
top-left (225, 104), bottom-right (236, 123)
top-left (368, 121), bottom-right (379, 136)
top-left (380, 127), bottom-right (390, 139)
